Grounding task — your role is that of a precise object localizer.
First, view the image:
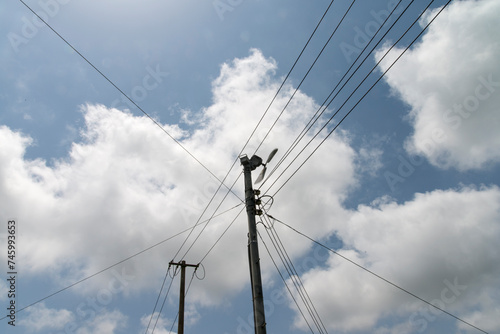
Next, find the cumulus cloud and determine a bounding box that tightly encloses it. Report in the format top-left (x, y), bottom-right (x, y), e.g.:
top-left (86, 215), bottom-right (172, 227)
top-left (460, 298), bottom-right (500, 333)
top-left (376, 0), bottom-right (500, 170)
top-left (75, 309), bottom-right (127, 334)
top-left (0, 49), bottom-right (357, 317)
top-left (19, 302), bottom-right (74, 332)
top-left (2, 35), bottom-right (497, 333)
top-left (140, 312), bottom-right (176, 334)
top-left (290, 186), bottom-right (500, 332)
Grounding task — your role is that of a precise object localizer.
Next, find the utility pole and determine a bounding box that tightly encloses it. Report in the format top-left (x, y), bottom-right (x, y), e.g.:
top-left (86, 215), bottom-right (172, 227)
top-left (169, 260), bottom-right (199, 334)
top-left (240, 154), bottom-right (267, 334)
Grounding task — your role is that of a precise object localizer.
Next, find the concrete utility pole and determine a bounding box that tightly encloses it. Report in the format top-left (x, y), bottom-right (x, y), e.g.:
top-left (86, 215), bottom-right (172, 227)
top-left (169, 260), bottom-right (199, 334)
top-left (240, 154), bottom-right (267, 334)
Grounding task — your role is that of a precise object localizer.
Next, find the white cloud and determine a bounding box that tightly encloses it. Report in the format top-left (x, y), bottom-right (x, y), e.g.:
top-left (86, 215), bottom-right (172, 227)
top-left (6, 42), bottom-right (496, 334)
top-left (373, 322), bottom-right (413, 334)
top-left (75, 309), bottom-right (127, 334)
top-left (357, 146), bottom-right (384, 177)
top-left (460, 296), bottom-right (500, 333)
top-left (140, 312), bottom-right (176, 334)
top-left (0, 49), bottom-right (357, 314)
top-left (0, 10), bottom-right (498, 331)
top-left (290, 186), bottom-right (500, 332)
top-left (19, 302), bottom-right (74, 332)
top-left (376, 0), bottom-right (500, 170)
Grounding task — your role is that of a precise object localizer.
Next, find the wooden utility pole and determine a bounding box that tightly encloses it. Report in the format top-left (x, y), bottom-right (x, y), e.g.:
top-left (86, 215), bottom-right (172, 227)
top-left (169, 260), bottom-right (199, 334)
top-left (240, 154), bottom-right (267, 334)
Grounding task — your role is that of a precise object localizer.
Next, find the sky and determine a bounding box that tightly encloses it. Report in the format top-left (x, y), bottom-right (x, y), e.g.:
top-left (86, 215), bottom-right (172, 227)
top-left (0, 0), bottom-right (499, 333)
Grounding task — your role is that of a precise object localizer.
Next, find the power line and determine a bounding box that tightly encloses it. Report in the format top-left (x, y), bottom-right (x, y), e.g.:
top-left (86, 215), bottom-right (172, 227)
top-left (141, 4), bottom-right (348, 302)
top-left (257, 229), bottom-right (316, 334)
top-left (196, 9), bottom-right (414, 324)
top-left (170, 0), bottom-right (361, 319)
top-left (178, 0), bottom-right (362, 279)
top-left (14, 2), bottom-right (483, 333)
top-left (261, 0), bottom-right (422, 195)
top-left (170, 171), bottom-right (244, 261)
top-left (15, 0), bottom-right (345, 275)
top-left (260, 213), bottom-right (328, 334)
top-left (150, 266), bottom-right (200, 334)
top-left (181, 3), bottom-right (458, 332)
top-left (175, 3), bottom-right (487, 333)
top-left (152, 177), bottom-right (242, 334)
top-left (263, 0), bottom-right (440, 198)
top-left (16, 0), bottom-right (233, 195)
top-left (17, 0), bottom-right (249, 312)
top-left (151, 266), bottom-right (180, 334)
top-left (248, 0), bottom-right (339, 158)
top-left (140, 0), bottom-right (345, 323)
top-left (198, 205), bottom-right (245, 264)
top-left (175, 171), bottom-right (245, 261)
top-left (16, 2), bottom-right (281, 329)
top-left (259, 0), bottom-right (408, 190)
top-left (268, 213), bottom-right (489, 334)
top-left (144, 266), bottom-right (176, 334)
top-left (171, 0), bottom-right (342, 266)
top-left (255, 3), bottom-right (488, 333)
top-left (0, 203), bottom-right (242, 321)
top-left (0, 231), bottom-right (180, 321)
top-left (253, 0), bottom-right (358, 157)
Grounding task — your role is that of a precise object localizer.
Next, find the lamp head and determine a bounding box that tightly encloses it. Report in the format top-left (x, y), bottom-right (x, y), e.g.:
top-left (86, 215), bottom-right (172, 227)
top-left (249, 155), bottom-right (263, 171)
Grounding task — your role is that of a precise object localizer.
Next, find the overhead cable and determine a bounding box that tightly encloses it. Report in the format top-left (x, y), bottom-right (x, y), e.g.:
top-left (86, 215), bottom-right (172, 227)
top-left (17, 0), bottom-right (235, 197)
top-left (174, 0), bottom-right (342, 266)
top-left (269, 213), bottom-right (488, 334)
top-left (145, 266), bottom-right (175, 334)
top-left (263, 0), bottom-right (441, 197)
top-left (0, 203), bottom-right (242, 321)
top-left (260, 207), bottom-right (328, 333)
top-left (257, 229), bottom-right (316, 334)
top-left (259, 0), bottom-right (407, 189)
top-left (253, 0), bottom-right (358, 157)
top-left (170, 171), bottom-right (244, 262)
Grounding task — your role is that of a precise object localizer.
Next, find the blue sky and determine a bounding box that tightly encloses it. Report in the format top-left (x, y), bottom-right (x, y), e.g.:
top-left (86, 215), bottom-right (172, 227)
top-left (1, 0), bottom-right (499, 333)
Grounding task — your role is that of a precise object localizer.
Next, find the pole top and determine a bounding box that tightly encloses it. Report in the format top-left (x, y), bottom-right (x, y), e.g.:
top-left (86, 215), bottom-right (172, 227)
top-left (240, 154), bottom-right (263, 171)
top-left (169, 260), bottom-right (199, 268)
